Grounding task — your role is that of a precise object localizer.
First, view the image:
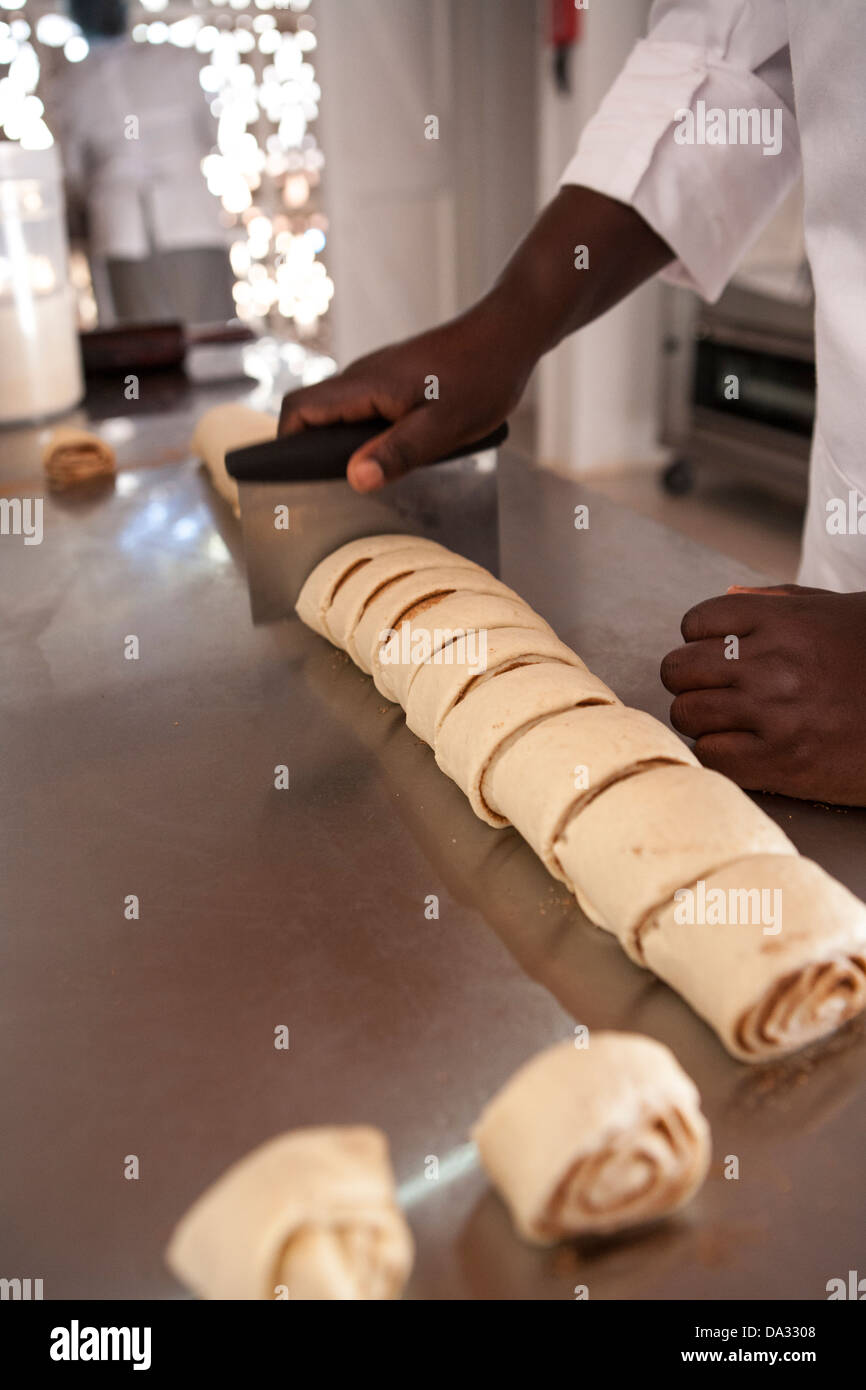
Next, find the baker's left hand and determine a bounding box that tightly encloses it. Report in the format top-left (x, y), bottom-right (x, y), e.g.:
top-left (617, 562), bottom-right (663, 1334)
top-left (660, 585), bottom-right (866, 805)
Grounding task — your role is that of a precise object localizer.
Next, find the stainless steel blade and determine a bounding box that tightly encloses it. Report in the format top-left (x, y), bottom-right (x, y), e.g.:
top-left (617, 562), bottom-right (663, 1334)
top-left (237, 449), bottom-right (500, 624)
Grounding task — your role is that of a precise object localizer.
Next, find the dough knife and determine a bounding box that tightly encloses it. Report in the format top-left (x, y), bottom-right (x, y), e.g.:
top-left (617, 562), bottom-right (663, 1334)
top-left (225, 418), bottom-right (508, 624)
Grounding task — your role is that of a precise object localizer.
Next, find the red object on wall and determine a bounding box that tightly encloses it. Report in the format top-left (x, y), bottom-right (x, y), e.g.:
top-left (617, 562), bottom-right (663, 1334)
top-left (549, 0), bottom-right (583, 49)
top-left (548, 0), bottom-right (583, 93)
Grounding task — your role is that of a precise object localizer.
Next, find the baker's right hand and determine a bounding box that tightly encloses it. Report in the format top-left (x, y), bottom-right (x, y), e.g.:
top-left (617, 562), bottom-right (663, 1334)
top-left (278, 297), bottom-right (532, 493)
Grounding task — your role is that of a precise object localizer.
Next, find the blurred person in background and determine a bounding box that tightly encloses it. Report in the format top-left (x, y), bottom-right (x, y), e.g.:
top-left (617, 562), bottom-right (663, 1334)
top-left (50, 0), bottom-right (233, 325)
top-left (277, 0), bottom-right (866, 809)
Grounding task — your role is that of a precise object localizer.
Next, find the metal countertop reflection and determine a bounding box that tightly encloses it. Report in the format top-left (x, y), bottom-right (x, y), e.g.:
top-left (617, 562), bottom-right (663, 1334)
top-left (2, 404), bottom-right (865, 1301)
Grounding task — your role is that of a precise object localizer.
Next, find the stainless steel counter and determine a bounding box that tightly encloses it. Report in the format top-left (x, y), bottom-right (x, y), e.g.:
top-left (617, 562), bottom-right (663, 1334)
top-left (3, 393), bottom-right (865, 1301)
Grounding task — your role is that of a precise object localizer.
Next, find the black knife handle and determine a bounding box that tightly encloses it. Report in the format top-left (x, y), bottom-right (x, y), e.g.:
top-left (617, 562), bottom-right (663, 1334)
top-left (225, 418), bottom-right (509, 482)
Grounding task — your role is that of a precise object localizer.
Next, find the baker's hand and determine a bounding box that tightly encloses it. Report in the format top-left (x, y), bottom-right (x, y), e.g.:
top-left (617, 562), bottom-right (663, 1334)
top-left (660, 584), bottom-right (866, 805)
top-left (278, 297), bottom-right (531, 494)
top-left (278, 185), bottom-right (674, 493)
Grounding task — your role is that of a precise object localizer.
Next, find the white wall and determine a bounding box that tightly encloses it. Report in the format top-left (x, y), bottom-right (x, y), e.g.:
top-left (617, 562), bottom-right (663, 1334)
top-left (315, 0), bottom-right (538, 368)
top-left (535, 0), bottom-right (667, 475)
top-left (311, 0), bottom-right (661, 472)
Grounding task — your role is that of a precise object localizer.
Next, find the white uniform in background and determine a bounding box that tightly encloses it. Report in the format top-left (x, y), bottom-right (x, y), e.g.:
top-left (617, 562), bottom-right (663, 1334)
top-left (51, 38), bottom-right (231, 324)
top-left (560, 0), bottom-right (866, 592)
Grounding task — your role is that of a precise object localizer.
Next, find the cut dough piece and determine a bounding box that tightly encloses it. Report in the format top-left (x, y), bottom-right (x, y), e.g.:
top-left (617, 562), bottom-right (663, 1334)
top-left (192, 403), bottom-right (277, 517)
top-left (352, 565), bottom-right (523, 677)
top-left (296, 533), bottom-right (450, 636)
top-left (473, 1034), bottom-right (710, 1244)
top-left (165, 1126), bottom-right (413, 1300)
top-left (435, 663), bottom-right (619, 827)
top-left (42, 427), bottom-right (116, 490)
top-left (554, 764), bottom-right (798, 959)
top-left (483, 705), bottom-right (697, 885)
top-left (405, 625), bottom-right (588, 748)
top-left (296, 534), bottom-right (449, 639)
top-left (640, 855), bottom-right (866, 1061)
top-left (375, 591), bottom-right (556, 705)
top-left (324, 543), bottom-right (475, 651)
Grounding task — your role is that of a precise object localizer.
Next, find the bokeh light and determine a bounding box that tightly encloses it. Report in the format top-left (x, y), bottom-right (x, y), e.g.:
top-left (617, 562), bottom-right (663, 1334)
top-left (1, 3), bottom-right (331, 338)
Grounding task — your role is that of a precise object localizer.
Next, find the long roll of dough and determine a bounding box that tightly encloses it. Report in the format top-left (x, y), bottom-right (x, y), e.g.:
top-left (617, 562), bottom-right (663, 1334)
top-left (165, 1126), bottom-right (413, 1300)
top-left (435, 662), bottom-right (619, 826)
top-left (473, 1034), bottom-right (710, 1244)
top-left (640, 855), bottom-right (866, 1061)
top-left (375, 591), bottom-right (557, 705)
top-left (295, 533), bottom-right (866, 1062)
top-left (191, 403), bottom-right (278, 517)
top-left (554, 764), bottom-right (797, 957)
top-left (482, 705), bottom-right (698, 884)
top-left (297, 535), bottom-right (453, 639)
top-left (405, 625), bottom-right (587, 748)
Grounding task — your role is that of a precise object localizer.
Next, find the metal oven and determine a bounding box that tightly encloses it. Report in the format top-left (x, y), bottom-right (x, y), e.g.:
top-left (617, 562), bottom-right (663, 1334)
top-left (659, 281), bottom-right (815, 503)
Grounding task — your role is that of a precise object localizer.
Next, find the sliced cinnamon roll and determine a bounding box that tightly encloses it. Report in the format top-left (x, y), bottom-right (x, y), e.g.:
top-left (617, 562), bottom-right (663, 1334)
top-left (295, 534), bottom-right (451, 638)
top-left (405, 624), bottom-right (587, 747)
top-left (166, 1127), bottom-right (413, 1300)
top-left (374, 591), bottom-right (555, 705)
top-left (473, 1034), bottom-right (710, 1244)
top-left (554, 763), bottom-right (796, 954)
top-left (350, 565), bottom-right (524, 677)
top-left (322, 543), bottom-right (468, 649)
top-left (482, 704), bottom-right (695, 877)
top-left (640, 855), bottom-right (866, 1061)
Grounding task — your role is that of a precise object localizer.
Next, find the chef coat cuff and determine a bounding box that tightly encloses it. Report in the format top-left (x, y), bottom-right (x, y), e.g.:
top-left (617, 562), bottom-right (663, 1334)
top-left (559, 40), bottom-right (801, 303)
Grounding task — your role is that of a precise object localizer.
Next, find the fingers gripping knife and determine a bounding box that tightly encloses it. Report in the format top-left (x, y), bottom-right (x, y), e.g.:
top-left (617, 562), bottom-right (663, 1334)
top-left (225, 418), bottom-right (508, 624)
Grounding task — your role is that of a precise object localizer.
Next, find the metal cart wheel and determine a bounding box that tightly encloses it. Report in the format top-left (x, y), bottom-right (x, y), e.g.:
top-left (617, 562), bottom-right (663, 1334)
top-left (661, 458), bottom-right (695, 496)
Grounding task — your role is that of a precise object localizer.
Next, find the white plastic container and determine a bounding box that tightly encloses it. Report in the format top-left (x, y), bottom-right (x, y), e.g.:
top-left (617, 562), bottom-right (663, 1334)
top-left (0, 142), bottom-right (83, 425)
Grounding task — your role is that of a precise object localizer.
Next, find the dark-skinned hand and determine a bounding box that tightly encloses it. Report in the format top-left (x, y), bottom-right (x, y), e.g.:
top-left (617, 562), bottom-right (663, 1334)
top-left (278, 304), bottom-right (532, 494)
top-left (277, 187), bottom-right (673, 493)
top-left (661, 584), bottom-right (866, 806)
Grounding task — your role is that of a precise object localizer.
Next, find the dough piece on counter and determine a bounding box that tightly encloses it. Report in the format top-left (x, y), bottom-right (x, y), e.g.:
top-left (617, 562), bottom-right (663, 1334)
top-left (435, 663), bottom-right (618, 827)
top-left (405, 625), bottom-right (588, 748)
top-left (165, 1126), bottom-right (413, 1300)
top-left (640, 855), bottom-right (866, 1061)
top-left (297, 535), bottom-right (452, 639)
top-left (374, 591), bottom-right (558, 705)
top-left (554, 764), bottom-right (798, 956)
top-left (351, 565), bottom-right (525, 677)
top-left (42, 427), bottom-right (116, 490)
top-left (324, 542), bottom-right (471, 650)
top-left (191, 403), bottom-right (278, 517)
top-left (473, 1034), bottom-right (710, 1244)
top-left (483, 705), bottom-right (697, 885)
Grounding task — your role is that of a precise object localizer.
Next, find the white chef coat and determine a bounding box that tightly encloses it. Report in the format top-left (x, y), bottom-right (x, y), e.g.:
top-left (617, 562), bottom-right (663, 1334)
top-left (51, 39), bottom-right (226, 261)
top-left (560, 0), bottom-right (866, 592)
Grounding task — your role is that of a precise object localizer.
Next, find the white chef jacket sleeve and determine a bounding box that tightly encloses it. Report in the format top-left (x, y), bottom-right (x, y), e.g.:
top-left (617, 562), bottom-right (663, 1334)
top-left (559, 0), bottom-right (801, 302)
